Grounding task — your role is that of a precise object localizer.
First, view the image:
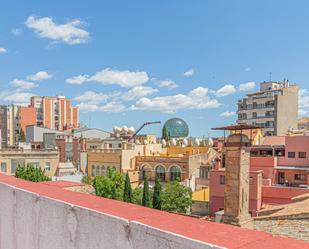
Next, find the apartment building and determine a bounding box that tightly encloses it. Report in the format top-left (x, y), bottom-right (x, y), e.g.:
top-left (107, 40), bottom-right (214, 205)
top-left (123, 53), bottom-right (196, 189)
top-left (0, 149), bottom-right (59, 176)
top-left (30, 95), bottom-right (79, 131)
top-left (237, 81), bottom-right (299, 136)
top-left (0, 105), bottom-right (20, 147)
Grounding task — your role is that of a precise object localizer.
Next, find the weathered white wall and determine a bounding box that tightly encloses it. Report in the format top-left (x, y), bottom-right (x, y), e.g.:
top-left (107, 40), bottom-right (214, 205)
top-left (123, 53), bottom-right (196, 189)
top-left (0, 182), bottom-right (224, 249)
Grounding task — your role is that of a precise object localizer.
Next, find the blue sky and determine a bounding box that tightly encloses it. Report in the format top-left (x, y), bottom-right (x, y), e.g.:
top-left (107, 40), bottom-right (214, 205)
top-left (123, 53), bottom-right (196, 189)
top-left (1, 0), bottom-right (309, 137)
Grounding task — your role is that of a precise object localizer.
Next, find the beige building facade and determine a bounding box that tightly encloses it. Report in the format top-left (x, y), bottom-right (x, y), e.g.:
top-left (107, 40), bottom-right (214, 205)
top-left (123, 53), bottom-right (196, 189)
top-left (237, 81), bottom-right (299, 136)
top-left (87, 143), bottom-right (164, 177)
top-left (0, 149), bottom-right (59, 176)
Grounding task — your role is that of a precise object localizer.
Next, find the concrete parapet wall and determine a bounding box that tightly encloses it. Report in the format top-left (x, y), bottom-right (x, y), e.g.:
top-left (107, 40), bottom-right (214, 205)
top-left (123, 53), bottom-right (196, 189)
top-left (0, 174), bottom-right (307, 249)
top-left (0, 181), bottom-right (221, 249)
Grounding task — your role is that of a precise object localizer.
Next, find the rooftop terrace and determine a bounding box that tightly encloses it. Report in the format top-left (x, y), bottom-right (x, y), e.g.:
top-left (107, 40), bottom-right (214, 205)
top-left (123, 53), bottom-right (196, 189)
top-left (0, 174), bottom-right (307, 249)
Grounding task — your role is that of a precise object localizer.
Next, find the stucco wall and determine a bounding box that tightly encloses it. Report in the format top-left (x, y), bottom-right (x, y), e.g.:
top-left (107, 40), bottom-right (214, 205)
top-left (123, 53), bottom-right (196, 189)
top-left (0, 180), bottom-right (220, 249)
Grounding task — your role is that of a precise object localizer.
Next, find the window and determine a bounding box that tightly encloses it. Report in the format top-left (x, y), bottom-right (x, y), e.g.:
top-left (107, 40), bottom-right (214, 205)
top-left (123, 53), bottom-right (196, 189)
top-left (295, 174), bottom-right (306, 181)
top-left (200, 167), bottom-right (209, 179)
top-left (1, 162), bottom-right (7, 172)
top-left (101, 166), bottom-right (106, 175)
top-left (170, 166), bottom-right (181, 181)
top-left (141, 165), bottom-right (151, 180)
top-left (45, 162), bottom-right (51, 171)
top-left (155, 165), bottom-right (166, 181)
top-left (91, 165), bottom-right (95, 176)
top-left (65, 144), bottom-right (74, 161)
top-left (288, 152), bottom-right (295, 158)
top-left (95, 165), bottom-right (100, 176)
top-left (299, 152), bottom-right (307, 158)
top-left (220, 175), bottom-right (225, 184)
top-left (28, 162), bottom-right (39, 168)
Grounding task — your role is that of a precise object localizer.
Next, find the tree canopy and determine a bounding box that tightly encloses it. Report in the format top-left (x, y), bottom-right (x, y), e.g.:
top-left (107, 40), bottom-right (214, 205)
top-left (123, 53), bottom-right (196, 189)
top-left (123, 172), bottom-right (133, 203)
top-left (15, 164), bottom-right (51, 182)
top-left (152, 177), bottom-right (162, 210)
top-left (92, 168), bottom-right (125, 200)
top-left (161, 181), bottom-right (192, 213)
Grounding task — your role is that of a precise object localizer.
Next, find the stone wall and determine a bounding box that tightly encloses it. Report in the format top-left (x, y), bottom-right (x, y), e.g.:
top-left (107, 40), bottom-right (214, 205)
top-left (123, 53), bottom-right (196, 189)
top-left (254, 219), bottom-right (309, 242)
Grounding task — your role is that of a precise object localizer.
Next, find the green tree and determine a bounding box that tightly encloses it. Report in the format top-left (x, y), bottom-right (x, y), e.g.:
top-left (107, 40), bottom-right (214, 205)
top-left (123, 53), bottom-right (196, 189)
top-left (152, 177), bottom-right (162, 210)
top-left (132, 187), bottom-right (143, 205)
top-left (92, 168), bottom-right (124, 200)
top-left (162, 126), bottom-right (170, 141)
top-left (142, 175), bottom-right (151, 207)
top-left (15, 164), bottom-right (51, 182)
top-left (111, 184), bottom-right (117, 199)
top-left (161, 181), bottom-right (192, 213)
top-left (123, 172), bottom-right (132, 203)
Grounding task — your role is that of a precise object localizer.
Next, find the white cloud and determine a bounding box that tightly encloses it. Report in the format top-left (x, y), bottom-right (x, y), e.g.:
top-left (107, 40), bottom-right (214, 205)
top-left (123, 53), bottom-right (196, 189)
top-left (132, 86), bottom-right (220, 113)
top-left (99, 102), bottom-right (126, 113)
top-left (74, 91), bottom-right (108, 104)
top-left (25, 15), bottom-right (90, 45)
top-left (77, 101), bottom-right (126, 113)
top-left (0, 47), bottom-right (7, 54)
top-left (10, 79), bottom-right (38, 90)
top-left (11, 28), bottom-right (22, 36)
top-left (189, 86), bottom-right (209, 98)
top-left (122, 86), bottom-right (158, 101)
top-left (67, 68), bottom-right (149, 87)
top-left (66, 75), bottom-right (88, 84)
top-left (220, 111), bottom-right (236, 117)
top-left (299, 109), bottom-right (307, 116)
top-left (183, 68), bottom-right (194, 77)
top-left (239, 82), bottom-right (256, 91)
top-left (77, 102), bottom-right (99, 112)
top-left (216, 84), bottom-right (236, 97)
top-left (299, 89), bottom-right (309, 109)
top-left (27, 71), bottom-right (52, 81)
top-left (158, 80), bottom-right (178, 89)
top-left (3, 92), bottom-right (33, 105)
top-left (88, 68), bottom-right (149, 88)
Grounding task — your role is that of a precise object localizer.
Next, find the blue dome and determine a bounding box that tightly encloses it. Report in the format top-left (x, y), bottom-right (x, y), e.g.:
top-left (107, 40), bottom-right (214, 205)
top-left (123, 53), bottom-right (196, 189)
top-left (162, 118), bottom-right (189, 139)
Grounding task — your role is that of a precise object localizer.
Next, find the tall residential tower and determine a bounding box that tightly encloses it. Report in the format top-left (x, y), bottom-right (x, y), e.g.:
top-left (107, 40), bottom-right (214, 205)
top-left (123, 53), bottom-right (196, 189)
top-left (237, 80), bottom-right (299, 136)
top-left (30, 96), bottom-right (79, 131)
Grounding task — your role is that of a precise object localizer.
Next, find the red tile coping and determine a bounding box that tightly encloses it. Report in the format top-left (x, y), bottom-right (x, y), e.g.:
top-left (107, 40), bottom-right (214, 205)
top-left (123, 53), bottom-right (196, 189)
top-left (42, 180), bottom-right (84, 188)
top-left (0, 174), bottom-right (307, 249)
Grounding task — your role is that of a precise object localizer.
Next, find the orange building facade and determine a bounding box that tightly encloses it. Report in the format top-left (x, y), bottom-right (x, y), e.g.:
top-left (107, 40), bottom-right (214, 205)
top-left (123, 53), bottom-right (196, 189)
top-left (30, 96), bottom-right (79, 131)
top-left (19, 106), bottom-right (37, 134)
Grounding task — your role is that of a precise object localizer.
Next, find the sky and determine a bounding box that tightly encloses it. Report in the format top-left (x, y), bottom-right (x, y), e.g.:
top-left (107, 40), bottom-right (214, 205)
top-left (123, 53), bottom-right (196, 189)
top-left (1, 0), bottom-right (309, 137)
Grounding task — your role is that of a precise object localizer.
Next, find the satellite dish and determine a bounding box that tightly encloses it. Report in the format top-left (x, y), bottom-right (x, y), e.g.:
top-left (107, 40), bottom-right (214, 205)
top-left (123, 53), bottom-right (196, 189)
top-left (162, 139), bottom-right (167, 147)
top-left (183, 138), bottom-right (188, 146)
top-left (207, 137), bottom-right (214, 147)
top-left (194, 138), bottom-right (200, 146)
top-left (122, 126), bottom-right (128, 132)
top-left (171, 138), bottom-right (177, 146)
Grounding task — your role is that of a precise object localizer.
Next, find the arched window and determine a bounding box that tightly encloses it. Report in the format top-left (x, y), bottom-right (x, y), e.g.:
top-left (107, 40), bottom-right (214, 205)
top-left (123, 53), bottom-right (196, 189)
top-left (141, 165), bottom-right (151, 180)
top-left (170, 166), bottom-right (181, 181)
top-left (156, 165), bottom-right (166, 181)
